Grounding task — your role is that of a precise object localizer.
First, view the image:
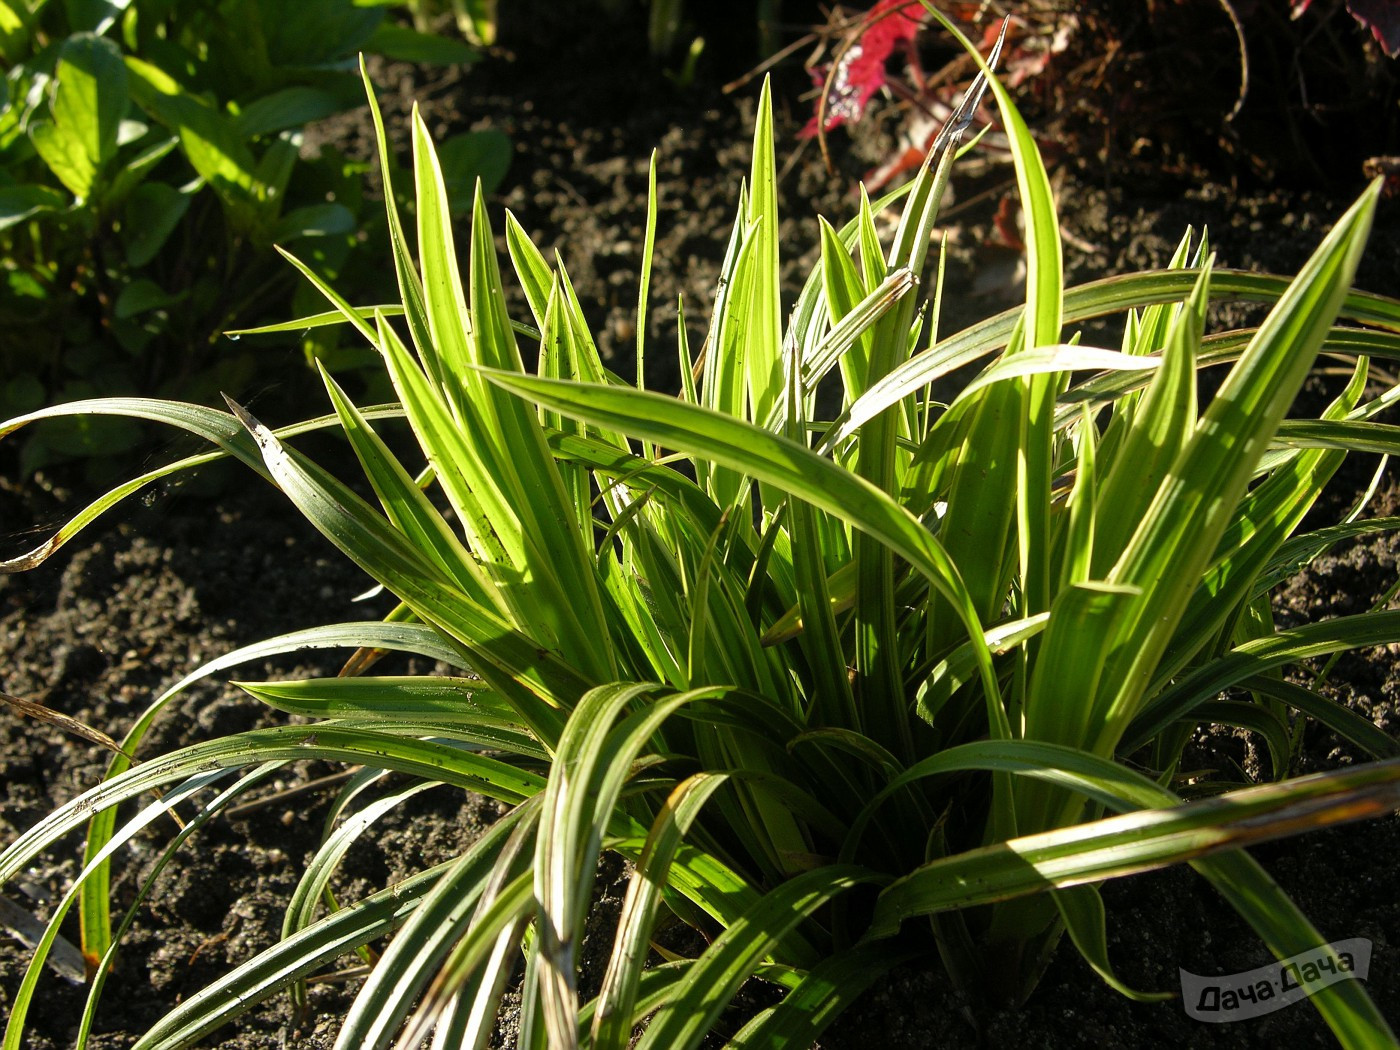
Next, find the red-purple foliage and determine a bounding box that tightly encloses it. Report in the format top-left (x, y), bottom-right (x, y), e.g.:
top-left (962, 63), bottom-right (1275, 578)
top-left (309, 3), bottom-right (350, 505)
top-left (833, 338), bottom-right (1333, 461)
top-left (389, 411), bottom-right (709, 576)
top-left (1293, 0), bottom-right (1400, 58)
top-left (801, 0), bottom-right (925, 138)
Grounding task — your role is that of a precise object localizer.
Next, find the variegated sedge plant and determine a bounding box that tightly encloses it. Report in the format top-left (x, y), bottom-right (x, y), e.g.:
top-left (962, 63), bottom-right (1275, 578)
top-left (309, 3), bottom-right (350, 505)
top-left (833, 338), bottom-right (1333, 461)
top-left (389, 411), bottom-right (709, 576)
top-left (4, 13), bottom-right (1400, 1048)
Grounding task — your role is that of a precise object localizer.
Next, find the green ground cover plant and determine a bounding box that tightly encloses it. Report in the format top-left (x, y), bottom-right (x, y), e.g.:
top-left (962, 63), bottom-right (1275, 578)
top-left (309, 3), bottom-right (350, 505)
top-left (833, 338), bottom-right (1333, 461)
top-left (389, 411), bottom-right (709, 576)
top-left (5, 12), bottom-right (1400, 1047)
top-left (0, 0), bottom-right (507, 470)
top-left (404, 0), bottom-right (497, 47)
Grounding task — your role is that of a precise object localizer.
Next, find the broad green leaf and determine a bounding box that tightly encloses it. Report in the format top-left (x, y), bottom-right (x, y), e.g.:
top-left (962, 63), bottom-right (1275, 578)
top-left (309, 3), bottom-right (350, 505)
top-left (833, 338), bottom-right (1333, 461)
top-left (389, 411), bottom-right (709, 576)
top-left (367, 22), bottom-right (480, 65)
top-left (113, 277), bottom-right (180, 318)
top-left (123, 180), bottom-right (192, 266)
top-left (40, 33), bottom-right (126, 197)
top-left (30, 119), bottom-right (96, 199)
top-left (0, 0), bottom-right (38, 64)
top-left (0, 183), bottom-right (67, 229)
top-left (125, 56), bottom-right (262, 226)
top-left (456, 0), bottom-right (497, 45)
top-left (103, 133), bottom-right (177, 207)
top-left (439, 128), bottom-right (512, 205)
top-left (232, 86), bottom-right (340, 139)
top-left (252, 133), bottom-right (298, 227)
top-left (255, 0), bottom-right (381, 66)
top-left (271, 202), bottom-right (355, 242)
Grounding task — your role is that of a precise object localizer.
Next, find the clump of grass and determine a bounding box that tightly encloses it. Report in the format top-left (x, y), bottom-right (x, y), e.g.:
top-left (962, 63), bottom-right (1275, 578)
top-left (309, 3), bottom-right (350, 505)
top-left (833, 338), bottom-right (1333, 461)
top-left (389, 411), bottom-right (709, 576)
top-left (4, 13), bottom-right (1400, 1049)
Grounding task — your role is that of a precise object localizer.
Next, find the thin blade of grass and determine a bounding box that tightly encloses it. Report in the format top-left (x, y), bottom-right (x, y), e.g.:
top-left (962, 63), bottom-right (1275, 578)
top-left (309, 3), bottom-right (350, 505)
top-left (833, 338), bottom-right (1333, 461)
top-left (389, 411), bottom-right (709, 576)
top-left (744, 77), bottom-right (783, 425)
top-left (335, 808), bottom-right (538, 1050)
top-left (869, 751), bottom-right (1400, 932)
top-left (592, 773), bottom-right (730, 1050)
top-left (0, 402), bottom-right (406, 573)
top-left (225, 396), bottom-right (581, 737)
top-left (824, 268), bottom-right (1400, 453)
top-left (634, 866), bottom-right (881, 1050)
top-left (1125, 609), bottom-right (1400, 750)
top-left (478, 370), bottom-right (1010, 741)
top-left (1092, 265), bottom-right (1208, 576)
top-left (225, 305), bottom-right (405, 336)
top-left (1098, 183), bottom-right (1381, 744)
top-left (726, 941), bottom-right (923, 1048)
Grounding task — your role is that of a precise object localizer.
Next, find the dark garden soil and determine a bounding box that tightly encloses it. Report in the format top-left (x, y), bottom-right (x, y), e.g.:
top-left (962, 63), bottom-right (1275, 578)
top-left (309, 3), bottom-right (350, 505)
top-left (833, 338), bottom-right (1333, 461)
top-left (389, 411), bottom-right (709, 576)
top-left (3, 4), bottom-right (1400, 1047)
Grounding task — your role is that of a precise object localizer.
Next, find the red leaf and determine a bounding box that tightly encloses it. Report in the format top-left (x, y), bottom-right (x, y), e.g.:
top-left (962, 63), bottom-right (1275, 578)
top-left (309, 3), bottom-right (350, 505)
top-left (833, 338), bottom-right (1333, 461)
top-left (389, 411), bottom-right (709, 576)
top-left (990, 195), bottom-right (1025, 252)
top-left (1347, 0), bottom-right (1400, 58)
top-left (803, 0), bottom-right (926, 138)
